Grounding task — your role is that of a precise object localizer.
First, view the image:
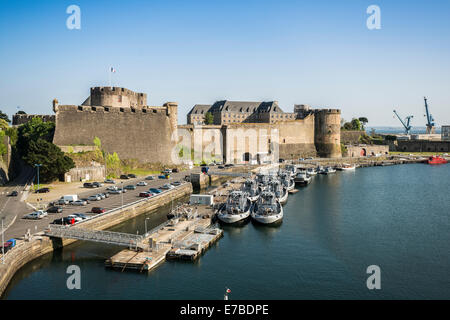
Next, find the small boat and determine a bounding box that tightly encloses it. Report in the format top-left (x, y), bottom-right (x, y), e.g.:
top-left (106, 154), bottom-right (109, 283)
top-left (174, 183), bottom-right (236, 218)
top-left (322, 167), bottom-right (336, 174)
top-left (217, 190), bottom-right (252, 224)
top-left (427, 155), bottom-right (448, 165)
top-left (339, 163), bottom-right (356, 171)
top-left (294, 172), bottom-right (312, 185)
top-left (279, 171), bottom-right (295, 191)
top-left (251, 191), bottom-right (283, 224)
top-left (268, 180), bottom-right (288, 204)
top-left (306, 168), bottom-right (317, 176)
top-left (241, 179), bottom-right (260, 202)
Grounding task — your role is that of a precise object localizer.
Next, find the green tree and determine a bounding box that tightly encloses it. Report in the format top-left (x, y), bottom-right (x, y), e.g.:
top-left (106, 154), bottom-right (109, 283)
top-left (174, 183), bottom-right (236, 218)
top-left (0, 111), bottom-right (10, 124)
top-left (358, 117), bottom-right (368, 130)
top-left (23, 139), bottom-right (75, 182)
top-left (16, 110), bottom-right (26, 115)
top-left (350, 118), bottom-right (362, 131)
top-left (16, 117), bottom-right (55, 155)
top-left (204, 112), bottom-right (214, 125)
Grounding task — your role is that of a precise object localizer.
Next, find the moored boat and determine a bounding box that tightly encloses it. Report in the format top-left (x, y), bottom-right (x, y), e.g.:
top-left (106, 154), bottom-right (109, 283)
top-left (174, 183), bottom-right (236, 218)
top-left (338, 163), bottom-right (356, 171)
top-left (427, 155), bottom-right (448, 164)
top-left (241, 179), bottom-right (260, 202)
top-left (251, 191), bottom-right (283, 224)
top-left (294, 171), bottom-right (312, 185)
top-left (217, 190), bottom-right (252, 224)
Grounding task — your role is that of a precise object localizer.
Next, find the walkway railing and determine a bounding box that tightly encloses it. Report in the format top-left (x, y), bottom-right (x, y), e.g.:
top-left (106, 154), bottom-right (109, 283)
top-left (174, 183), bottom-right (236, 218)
top-left (45, 225), bottom-right (144, 248)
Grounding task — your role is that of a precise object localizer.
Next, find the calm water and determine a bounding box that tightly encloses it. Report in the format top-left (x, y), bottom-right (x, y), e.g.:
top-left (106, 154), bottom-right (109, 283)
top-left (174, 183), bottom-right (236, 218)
top-left (3, 164), bottom-right (450, 299)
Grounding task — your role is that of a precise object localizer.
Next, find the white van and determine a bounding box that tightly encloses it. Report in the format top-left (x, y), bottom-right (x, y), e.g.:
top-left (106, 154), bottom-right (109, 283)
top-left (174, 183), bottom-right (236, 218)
top-left (59, 195), bottom-right (78, 204)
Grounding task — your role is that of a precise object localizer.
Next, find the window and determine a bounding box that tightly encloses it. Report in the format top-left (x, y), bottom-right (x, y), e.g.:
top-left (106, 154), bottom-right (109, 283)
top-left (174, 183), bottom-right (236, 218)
top-left (104, 107), bottom-right (110, 112)
top-left (118, 95), bottom-right (122, 103)
top-left (78, 106), bottom-right (83, 111)
top-left (120, 108), bottom-right (124, 112)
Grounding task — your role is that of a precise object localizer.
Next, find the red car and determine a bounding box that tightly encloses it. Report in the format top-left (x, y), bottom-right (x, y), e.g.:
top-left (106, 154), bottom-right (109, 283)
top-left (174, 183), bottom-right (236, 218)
top-left (139, 192), bottom-right (153, 198)
top-left (91, 207), bottom-right (106, 214)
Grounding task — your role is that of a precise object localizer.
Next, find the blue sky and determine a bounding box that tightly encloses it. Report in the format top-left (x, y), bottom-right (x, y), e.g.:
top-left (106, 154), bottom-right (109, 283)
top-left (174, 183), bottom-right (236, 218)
top-left (1, 0), bottom-right (449, 126)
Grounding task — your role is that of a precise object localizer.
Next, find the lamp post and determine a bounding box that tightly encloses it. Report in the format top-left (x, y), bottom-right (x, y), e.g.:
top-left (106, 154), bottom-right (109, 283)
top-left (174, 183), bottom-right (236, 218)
top-left (121, 182), bottom-right (124, 209)
top-left (145, 217), bottom-right (150, 235)
top-left (34, 164), bottom-right (42, 192)
top-left (1, 217), bottom-right (5, 265)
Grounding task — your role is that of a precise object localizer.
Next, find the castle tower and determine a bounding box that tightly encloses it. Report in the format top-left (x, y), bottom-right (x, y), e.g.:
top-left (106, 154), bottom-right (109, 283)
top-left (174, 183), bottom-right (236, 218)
top-left (164, 102), bottom-right (178, 139)
top-left (314, 109), bottom-right (341, 158)
top-left (89, 87), bottom-right (147, 108)
top-left (52, 98), bottom-right (59, 112)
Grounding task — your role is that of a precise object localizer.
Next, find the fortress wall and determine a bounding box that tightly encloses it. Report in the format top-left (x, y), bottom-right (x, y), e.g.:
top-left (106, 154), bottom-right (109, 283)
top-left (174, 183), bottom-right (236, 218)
top-left (12, 114), bottom-right (55, 126)
top-left (395, 140), bottom-right (450, 153)
top-left (53, 105), bottom-right (176, 163)
top-left (225, 116), bottom-right (316, 162)
top-left (314, 109), bottom-right (342, 158)
top-left (341, 130), bottom-right (365, 145)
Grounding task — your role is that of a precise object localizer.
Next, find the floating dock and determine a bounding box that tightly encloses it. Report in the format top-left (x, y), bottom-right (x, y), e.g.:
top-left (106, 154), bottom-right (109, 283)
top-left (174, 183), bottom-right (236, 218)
top-left (105, 206), bottom-right (221, 272)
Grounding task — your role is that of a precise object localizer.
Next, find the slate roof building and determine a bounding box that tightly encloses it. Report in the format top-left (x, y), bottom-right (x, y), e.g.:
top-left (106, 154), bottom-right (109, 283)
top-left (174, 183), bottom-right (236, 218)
top-left (187, 100), bottom-right (299, 125)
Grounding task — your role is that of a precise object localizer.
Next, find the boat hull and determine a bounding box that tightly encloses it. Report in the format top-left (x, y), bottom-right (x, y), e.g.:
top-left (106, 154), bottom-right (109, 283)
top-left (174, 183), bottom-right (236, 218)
top-left (218, 210), bottom-right (250, 224)
top-left (251, 206), bottom-right (283, 224)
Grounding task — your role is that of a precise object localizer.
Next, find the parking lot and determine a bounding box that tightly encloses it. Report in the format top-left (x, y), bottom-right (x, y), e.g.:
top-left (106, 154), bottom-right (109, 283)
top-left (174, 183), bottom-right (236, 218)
top-left (3, 169), bottom-right (200, 239)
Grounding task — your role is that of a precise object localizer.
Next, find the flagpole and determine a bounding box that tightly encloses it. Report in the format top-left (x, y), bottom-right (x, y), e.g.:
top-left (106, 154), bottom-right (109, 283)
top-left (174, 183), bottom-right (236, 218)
top-left (109, 68), bottom-right (112, 88)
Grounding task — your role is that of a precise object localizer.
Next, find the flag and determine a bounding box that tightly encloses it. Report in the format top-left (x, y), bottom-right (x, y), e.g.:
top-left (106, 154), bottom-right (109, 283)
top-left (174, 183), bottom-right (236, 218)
top-left (111, 67), bottom-right (116, 73)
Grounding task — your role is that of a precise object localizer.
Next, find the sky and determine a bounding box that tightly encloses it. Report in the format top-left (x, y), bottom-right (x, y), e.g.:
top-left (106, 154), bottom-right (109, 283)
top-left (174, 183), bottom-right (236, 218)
top-left (0, 0), bottom-right (449, 126)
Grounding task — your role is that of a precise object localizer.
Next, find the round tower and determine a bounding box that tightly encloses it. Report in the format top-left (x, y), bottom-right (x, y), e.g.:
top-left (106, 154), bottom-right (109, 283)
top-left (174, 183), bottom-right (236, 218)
top-left (314, 109), bottom-right (341, 158)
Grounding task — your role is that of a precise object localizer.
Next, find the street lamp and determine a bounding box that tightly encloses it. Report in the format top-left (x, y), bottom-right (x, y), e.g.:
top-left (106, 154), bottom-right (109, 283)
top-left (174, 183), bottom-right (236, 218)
top-left (34, 164), bottom-right (42, 192)
top-left (145, 217), bottom-right (150, 235)
top-left (1, 217), bottom-right (5, 265)
top-left (121, 182), bottom-right (124, 209)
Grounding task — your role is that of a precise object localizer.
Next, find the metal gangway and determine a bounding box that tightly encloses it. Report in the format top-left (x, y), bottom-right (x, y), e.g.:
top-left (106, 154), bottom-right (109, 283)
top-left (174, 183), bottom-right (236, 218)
top-left (208, 171), bottom-right (251, 178)
top-left (45, 225), bottom-right (144, 249)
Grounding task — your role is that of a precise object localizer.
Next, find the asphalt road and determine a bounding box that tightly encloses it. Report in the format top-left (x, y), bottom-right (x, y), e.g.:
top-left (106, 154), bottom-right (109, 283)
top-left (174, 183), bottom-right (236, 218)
top-left (0, 166), bottom-right (35, 238)
top-left (3, 168), bottom-right (201, 240)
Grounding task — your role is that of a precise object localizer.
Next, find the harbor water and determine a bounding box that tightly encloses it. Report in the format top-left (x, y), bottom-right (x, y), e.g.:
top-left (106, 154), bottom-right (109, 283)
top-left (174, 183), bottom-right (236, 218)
top-left (2, 164), bottom-right (450, 299)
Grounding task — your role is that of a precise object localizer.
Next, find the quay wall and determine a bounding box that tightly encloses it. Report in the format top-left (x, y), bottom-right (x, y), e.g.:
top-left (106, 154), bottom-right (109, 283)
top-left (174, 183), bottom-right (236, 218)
top-left (0, 183), bottom-right (193, 297)
top-left (393, 140), bottom-right (450, 153)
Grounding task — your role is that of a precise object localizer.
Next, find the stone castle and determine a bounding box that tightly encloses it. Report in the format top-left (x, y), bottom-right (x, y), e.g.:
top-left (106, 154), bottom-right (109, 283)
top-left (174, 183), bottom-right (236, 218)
top-left (13, 86), bottom-right (342, 163)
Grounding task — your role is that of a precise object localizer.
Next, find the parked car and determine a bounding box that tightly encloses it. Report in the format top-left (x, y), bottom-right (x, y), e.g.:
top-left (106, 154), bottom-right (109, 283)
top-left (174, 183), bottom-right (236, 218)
top-left (67, 214), bottom-right (83, 223)
top-left (139, 192), bottom-right (152, 197)
top-left (47, 206), bottom-right (63, 213)
top-left (35, 187), bottom-right (50, 193)
top-left (24, 210), bottom-right (47, 220)
top-left (108, 189), bottom-right (122, 194)
top-left (88, 195), bottom-right (101, 201)
top-left (171, 181), bottom-right (181, 187)
top-left (80, 198), bottom-right (90, 204)
top-left (218, 165), bottom-right (225, 169)
top-left (127, 174), bottom-right (137, 178)
top-left (72, 213), bottom-right (88, 220)
top-left (8, 191), bottom-right (18, 197)
top-left (104, 179), bottom-right (115, 184)
top-left (96, 193), bottom-right (106, 199)
top-left (172, 168), bottom-right (179, 173)
top-left (51, 217), bottom-right (75, 225)
top-left (149, 188), bottom-right (162, 194)
top-left (83, 182), bottom-right (95, 188)
top-left (103, 192), bottom-right (109, 198)
top-left (225, 163), bottom-right (234, 167)
top-left (137, 181), bottom-right (148, 186)
top-left (91, 207), bottom-right (106, 214)
top-left (57, 199), bottom-right (70, 205)
top-left (72, 200), bottom-right (87, 206)
top-left (161, 184), bottom-right (174, 190)
top-left (120, 175), bottom-right (130, 179)
top-left (92, 182), bottom-right (103, 188)
top-left (145, 176), bottom-right (155, 180)
top-left (1, 239), bottom-right (16, 254)
top-left (124, 185), bottom-right (136, 190)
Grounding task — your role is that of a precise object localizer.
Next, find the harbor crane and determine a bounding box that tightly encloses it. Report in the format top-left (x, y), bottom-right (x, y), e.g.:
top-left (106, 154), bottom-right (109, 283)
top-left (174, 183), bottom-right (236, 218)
top-left (393, 110), bottom-right (413, 135)
top-left (423, 97), bottom-right (436, 134)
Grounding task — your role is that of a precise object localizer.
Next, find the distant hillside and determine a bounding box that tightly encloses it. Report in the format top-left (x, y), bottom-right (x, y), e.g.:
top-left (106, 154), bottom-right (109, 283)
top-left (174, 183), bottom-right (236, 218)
top-left (367, 126), bottom-right (442, 134)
